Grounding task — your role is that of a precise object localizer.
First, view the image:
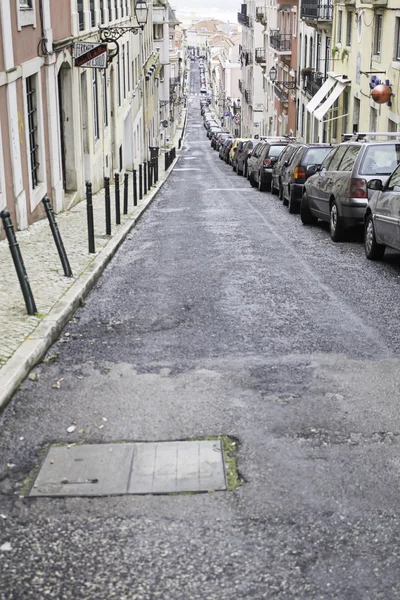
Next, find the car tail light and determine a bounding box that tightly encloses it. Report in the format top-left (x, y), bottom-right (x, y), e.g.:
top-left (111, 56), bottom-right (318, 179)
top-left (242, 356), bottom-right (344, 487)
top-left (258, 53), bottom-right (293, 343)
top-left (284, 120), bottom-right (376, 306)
top-left (294, 166), bottom-right (306, 180)
top-left (263, 158), bottom-right (271, 167)
top-left (349, 178), bottom-right (368, 199)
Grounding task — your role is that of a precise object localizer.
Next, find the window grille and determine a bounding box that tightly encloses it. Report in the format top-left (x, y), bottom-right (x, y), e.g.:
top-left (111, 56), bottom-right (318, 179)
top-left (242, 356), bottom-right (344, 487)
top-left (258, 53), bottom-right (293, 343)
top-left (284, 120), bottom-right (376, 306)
top-left (26, 76), bottom-right (39, 189)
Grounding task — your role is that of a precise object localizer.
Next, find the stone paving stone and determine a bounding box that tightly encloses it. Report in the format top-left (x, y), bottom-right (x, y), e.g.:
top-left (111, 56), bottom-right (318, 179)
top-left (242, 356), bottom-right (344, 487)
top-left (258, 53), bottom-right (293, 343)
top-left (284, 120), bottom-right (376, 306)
top-left (29, 440), bottom-right (227, 497)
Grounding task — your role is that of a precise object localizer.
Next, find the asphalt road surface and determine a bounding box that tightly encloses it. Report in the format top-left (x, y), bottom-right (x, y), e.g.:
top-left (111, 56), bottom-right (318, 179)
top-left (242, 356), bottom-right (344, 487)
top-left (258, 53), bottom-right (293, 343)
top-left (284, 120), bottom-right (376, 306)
top-left (2, 65), bottom-right (400, 600)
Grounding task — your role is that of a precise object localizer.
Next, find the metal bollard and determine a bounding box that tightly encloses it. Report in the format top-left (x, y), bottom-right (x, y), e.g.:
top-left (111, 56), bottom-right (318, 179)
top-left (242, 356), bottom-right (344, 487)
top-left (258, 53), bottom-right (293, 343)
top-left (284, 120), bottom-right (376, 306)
top-left (164, 151), bottom-right (169, 171)
top-left (154, 157), bottom-right (159, 184)
top-left (123, 173), bottom-right (129, 215)
top-left (133, 169), bottom-right (138, 206)
top-left (139, 164), bottom-right (143, 200)
top-left (104, 176), bottom-right (111, 235)
top-left (42, 197), bottom-right (73, 277)
top-left (143, 161), bottom-right (147, 195)
top-left (114, 172), bottom-right (121, 225)
top-left (0, 210), bottom-right (37, 315)
top-left (86, 182), bottom-right (95, 254)
top-left (148, 160), bottom-right (152, 188)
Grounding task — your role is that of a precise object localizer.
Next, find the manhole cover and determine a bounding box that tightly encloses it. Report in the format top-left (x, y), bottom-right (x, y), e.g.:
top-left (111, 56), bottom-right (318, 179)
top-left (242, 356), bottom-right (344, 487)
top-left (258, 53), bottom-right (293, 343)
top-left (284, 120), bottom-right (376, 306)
top-left (29, 440), bottom-right (226, 497)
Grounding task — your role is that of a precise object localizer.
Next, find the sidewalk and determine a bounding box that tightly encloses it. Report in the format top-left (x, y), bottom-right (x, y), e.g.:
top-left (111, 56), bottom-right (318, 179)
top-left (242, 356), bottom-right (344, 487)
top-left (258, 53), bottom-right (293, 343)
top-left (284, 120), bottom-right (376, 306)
top-left (0, 110), bottom-right (187, 410)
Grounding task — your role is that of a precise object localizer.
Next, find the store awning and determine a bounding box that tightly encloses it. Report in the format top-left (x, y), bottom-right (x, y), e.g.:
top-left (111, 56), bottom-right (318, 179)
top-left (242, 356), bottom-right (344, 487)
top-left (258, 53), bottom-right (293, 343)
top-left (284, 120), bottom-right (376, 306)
top-left (306, 77), bottom-right (336, 114)
top-left (313, 81), bottom-right (347, 122)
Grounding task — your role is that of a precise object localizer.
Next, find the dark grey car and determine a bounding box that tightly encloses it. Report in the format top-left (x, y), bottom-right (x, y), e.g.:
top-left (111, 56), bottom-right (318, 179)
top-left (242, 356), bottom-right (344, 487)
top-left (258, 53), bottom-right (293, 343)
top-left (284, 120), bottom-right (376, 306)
top-left (250, 142), bottom-right (288, 191)
top-left (302, 138), bottom-right (400, 241)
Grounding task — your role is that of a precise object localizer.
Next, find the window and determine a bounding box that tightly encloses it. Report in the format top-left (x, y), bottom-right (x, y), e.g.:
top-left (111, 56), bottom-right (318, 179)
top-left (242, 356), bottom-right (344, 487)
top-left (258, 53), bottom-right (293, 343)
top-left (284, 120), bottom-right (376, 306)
top-left (20, 0), bottom-right (33, 6)
top-left (26, 76), bottom-right (39, 189)
top-left (117, 54), bottom-right (121, 106)
top-left (100, 0), bottom-right (104, 24)
top-left (339, 146), bottom-right (360, 171)
top-left (125, 0), bottom-right (128, 17)
top-left (103, 70), bottom-right (108, 127)
top-left (388, 118), bottom-right (397, 132)
top-left (395, 18), bottom-right (400, 61)
top-left (370, 107), bottom-right (378, 132)
top-left (353, 97), bottom-right (360, 133)
top-left (90, 0), bottom-right (95, 27)
top-left (326, 146), bottom-right (348, 171)
top-left (346, 11), bottom-right (352, 46)
top-left (78, 0), bottom-right (84, 30)
top-left (373, 14), bottom-right (382, 55)
top-left (386, 163), bottom-right (400, 190)
top-left (292, 10), bottom-right (297, 37)
top-left (108, 0), bottom-right (112, 22)
top-left (122, 44), bottom-right (126, 99)
top-left (93, 70), bottom-right (99, 140)
top-left (337, 10), bottom-right (342, 44)
top-left (360, 144), bottom-right (400, 176)
top-left (127, 42), bottom-right (130, 91)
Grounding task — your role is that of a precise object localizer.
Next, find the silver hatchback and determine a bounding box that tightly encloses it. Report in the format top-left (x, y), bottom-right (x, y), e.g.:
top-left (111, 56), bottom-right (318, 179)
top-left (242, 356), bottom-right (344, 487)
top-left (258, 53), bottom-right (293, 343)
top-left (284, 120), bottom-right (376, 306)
top-left (301, 135), bottom-right (400, 241)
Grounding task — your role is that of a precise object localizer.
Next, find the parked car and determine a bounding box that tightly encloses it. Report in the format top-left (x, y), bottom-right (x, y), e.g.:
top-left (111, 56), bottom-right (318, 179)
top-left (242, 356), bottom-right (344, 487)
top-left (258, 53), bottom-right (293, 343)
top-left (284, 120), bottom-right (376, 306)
top-left (231, 140), bottom-right (246, 172)
top-left (250, 140), bottom-right (289, 191)
top-left (207, 126), bottom-right (223, 139)
top-left (235, 139), bottom-right (256, 177)
top-left (281, 144), bottom-right (333, 213)
top-left (364, 162), bottom-right (400, 259)
top-left (246, 142), bottom-right (266, 182)
top-left (214, 132), bottom-right (231, 150)
top-left (219, 137), bottom-right (234, 161)
top-left (301, 136), bottom-right (400, 241)
top-left (271, 144), bottom-right (302, 197)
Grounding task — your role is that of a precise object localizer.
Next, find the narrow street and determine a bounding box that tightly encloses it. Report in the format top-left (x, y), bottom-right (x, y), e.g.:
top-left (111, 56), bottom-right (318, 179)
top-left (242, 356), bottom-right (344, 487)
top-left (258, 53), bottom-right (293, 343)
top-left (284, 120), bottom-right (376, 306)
top-left (2, 66), bottom-right (400, 599)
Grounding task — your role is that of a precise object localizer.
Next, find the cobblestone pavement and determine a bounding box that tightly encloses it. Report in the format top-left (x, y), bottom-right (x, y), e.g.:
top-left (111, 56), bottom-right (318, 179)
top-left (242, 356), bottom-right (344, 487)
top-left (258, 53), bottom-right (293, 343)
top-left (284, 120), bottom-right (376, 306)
top-left (0, 141), bottom-right (181, 374)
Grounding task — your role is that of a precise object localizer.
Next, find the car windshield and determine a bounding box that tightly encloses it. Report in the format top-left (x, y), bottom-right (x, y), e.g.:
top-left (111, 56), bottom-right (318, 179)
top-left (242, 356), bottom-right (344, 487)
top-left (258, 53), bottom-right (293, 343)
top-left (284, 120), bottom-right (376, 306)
top-left (304, 147), bottom-right (332, 165)
top-left (359, 144), bottom-right (400, 175)
top-left (269, 145), bottom-right (287, 157)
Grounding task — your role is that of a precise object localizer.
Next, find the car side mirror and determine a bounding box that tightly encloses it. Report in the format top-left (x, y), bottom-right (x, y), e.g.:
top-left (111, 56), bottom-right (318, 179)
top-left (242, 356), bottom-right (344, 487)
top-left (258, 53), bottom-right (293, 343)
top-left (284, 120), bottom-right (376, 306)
top-left (284, 160), bottom-right (289, 167)
top-left (367, 179), bottom-right (383, 191)
top-left (270, 156), bottom-right (278, 164)
top-left (307, 164), bottom-right (320, 175)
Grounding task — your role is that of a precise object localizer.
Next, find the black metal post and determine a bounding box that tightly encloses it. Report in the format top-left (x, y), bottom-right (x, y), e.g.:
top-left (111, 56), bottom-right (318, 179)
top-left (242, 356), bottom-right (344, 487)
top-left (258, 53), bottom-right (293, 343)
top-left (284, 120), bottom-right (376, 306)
top-left (139, 164), bottom-right (143, 200)
top-left (123, 173), bottom-right (129, 215)
top-left (133, 169), bottom-right (138, 206)
top-left (104, 176), bottom-right (111, 235)
top-left (86, 182), bottom-right (95, 254)
top-left (0, 210), bottom-right (37, 315)
top-left (148, 160), bottom-right (152, 188)
top-left (42, 197), bottom-right (73, 278)
top-left (114, 172), bottom-right (121, 225)
top-left (154, 157), bottom-right (159, 184)
top-left (143, 161), bottom-right (147, 195)
top-left (165, 151), bottom-right (169, 171)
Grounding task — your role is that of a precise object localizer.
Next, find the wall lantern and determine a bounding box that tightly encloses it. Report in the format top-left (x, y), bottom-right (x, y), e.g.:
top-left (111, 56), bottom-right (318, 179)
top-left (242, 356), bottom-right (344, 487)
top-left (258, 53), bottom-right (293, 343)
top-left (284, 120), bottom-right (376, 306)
top-left (269, 66), bottom-right (277, 82)
top-left (135, 0), bottom-right (149, 27)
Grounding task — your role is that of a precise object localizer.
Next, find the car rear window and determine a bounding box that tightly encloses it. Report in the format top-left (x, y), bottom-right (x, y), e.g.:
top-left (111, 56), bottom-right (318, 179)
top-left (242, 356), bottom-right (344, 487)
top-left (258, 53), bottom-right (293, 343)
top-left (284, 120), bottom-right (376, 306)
top-left (359, 144), bottom-right (400, 175)
top-left (303, 147), bottom-right (332, 165)
top-left (268, 145), bottom-right (287, 157)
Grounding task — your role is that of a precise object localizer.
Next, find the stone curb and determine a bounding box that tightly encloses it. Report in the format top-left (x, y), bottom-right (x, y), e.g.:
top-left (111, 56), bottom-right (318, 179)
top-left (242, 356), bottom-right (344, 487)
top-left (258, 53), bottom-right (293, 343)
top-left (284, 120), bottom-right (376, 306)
top-left (0, 157), bottom-right (180, 412)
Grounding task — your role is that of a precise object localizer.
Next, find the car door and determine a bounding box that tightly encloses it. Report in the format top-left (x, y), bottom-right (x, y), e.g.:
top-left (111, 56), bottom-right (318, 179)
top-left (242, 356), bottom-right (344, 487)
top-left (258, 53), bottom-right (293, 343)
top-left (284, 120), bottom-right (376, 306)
top-left (306, 147), bottom-right (335, 213)
top-left (313, 146), bottom-right (348, 217)
top-left (283, 147), bottom-right (304, 200)
top-left (373, 165), bottom-right (400, 248)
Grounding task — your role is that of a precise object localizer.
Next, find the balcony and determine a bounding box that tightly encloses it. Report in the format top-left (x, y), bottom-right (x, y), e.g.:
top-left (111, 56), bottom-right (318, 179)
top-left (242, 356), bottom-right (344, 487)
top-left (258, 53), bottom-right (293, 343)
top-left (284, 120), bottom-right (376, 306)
top-left (270, 32), bottom-right (292, 54)
top-left (255, 48), bottom-right (266, 64)
top-left (304, 71), bottom-right (327, 97)
top-left (241, 50), bottom-right (253, 66)
top-left (273, 84), bottom-right (288, 103)
top-left (255, 7), bottom-right (267, 26)
top-left (238, 11), bottom-right (251, 27)
top-left (244, 89), bottom-right (252, 104)
top-left (300, 1), bottom-right (333, 21)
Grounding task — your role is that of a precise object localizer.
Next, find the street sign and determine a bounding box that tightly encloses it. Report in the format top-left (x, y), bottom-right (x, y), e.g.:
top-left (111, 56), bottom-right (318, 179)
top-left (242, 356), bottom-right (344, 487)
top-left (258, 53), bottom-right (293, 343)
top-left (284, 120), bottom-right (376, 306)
top-left (74, 42), bottom-right (108, 68)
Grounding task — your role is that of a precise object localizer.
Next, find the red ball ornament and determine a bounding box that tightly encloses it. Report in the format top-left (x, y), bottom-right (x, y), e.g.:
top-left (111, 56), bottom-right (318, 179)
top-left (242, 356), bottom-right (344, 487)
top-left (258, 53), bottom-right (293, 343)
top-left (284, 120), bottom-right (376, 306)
top-left (371, 84), bottom-right (392, 104)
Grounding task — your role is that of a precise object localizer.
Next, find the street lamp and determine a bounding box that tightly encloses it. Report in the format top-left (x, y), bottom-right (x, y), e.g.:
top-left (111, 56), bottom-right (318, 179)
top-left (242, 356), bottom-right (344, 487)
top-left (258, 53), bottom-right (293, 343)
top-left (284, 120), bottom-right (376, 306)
top-left (135, 0), bottom-right (149, 27)
top-left (268, 66), bottom-right (296, 89)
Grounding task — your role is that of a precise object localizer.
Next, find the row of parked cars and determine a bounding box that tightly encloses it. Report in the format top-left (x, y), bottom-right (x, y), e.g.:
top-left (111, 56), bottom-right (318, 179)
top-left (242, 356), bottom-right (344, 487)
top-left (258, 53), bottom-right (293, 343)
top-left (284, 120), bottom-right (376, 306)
top-left (202, 114), bottom-right (400, 260)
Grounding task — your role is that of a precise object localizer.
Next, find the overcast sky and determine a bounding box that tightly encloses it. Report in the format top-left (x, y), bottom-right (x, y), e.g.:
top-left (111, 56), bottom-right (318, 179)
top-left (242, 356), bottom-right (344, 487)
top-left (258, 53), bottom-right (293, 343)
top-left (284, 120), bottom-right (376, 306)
top-left (171, 0), bottom-right (238, 24)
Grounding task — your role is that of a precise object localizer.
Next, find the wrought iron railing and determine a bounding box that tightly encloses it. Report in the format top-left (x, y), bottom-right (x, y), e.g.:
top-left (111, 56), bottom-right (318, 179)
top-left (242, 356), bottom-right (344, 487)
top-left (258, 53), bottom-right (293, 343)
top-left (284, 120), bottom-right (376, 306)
top-left (273, 84), bottom-right (288, 103)
top-left (270, 32), bottom-right (292, 52)
top-left (300, 2), bottom-right (333, 20)
top-left (304, 71), bottom-right (327, 97)
top-left (238, 12), bottom-right (251, 27)
top-left (255, 48), bottom-right (266, 63)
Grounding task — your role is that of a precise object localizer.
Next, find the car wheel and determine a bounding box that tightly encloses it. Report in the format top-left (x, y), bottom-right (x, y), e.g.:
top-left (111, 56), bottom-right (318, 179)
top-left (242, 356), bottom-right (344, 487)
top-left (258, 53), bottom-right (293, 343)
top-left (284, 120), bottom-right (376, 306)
top-left (365, 214), bottom-right (385, 260)
top-left (288, 189), bottom-right (299, 214)
top-left (237, 165), bottom-right (243, 176)
top-left (329, 200), bottom-right (344, 242)
top-left (278, 182), bottom-right (284, 201)
top-left (300, 192), bottom-right (318, 225)
top-left (249, 172), bottom-right (257, 188)
top-left (233, 164), bottom-right (237, 172)
top-left (258, 173), bottom-right (267, 192)
top-left (282, 187), bottom-right (289, 207)
top-left (271, 180), bottom-right (278, 195)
